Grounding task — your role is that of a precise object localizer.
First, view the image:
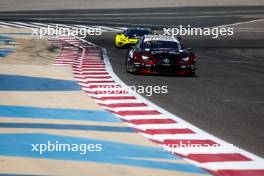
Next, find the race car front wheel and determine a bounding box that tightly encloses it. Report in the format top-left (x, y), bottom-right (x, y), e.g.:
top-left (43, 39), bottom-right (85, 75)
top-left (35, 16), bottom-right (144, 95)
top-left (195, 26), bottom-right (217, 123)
top-left (126, 57), bottom-right (136, 74)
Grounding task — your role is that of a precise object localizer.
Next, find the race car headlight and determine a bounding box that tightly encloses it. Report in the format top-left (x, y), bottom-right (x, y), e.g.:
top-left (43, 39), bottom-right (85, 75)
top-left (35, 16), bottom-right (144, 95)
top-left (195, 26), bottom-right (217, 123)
top-left (181, 57), bottom-right (189, 62)
top-left (142, 55), bottom-right (150, 60)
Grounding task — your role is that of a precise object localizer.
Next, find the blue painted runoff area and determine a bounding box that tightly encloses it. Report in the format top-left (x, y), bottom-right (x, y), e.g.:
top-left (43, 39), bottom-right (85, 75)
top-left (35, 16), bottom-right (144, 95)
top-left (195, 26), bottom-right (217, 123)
top-left (0, 123), bottom-right (132, 133)
top-left (0, 133), bottom-right (208, 174)
top-left (0, 74), bottom-right (81, 91)
top-left (0, 105), bottom-right (121, 123)
top-left (0, 33), bottom-right (32, 35)
top-left (0, 36), bottom-right (16, 44)
top-left (0, 36), bottom-right (12, 39)
top-left (0, 175), bottom-right (48, 176)
top-left (0, 48), bottom-right (15, 57)
top-left (0, 35), bottom-right (16, 57)
top-left (0, 39), bottom-right (16, 43)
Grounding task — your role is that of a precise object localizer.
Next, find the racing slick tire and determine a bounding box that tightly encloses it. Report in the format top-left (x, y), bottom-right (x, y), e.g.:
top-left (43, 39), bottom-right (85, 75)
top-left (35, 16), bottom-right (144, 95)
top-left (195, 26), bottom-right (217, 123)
top-left (126, 57), bottom-right (137, 74)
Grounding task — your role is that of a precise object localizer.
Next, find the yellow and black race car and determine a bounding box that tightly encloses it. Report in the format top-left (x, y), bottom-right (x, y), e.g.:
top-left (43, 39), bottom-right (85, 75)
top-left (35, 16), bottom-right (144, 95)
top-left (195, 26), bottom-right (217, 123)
top-left (115, 27), bottom-right (153, 48)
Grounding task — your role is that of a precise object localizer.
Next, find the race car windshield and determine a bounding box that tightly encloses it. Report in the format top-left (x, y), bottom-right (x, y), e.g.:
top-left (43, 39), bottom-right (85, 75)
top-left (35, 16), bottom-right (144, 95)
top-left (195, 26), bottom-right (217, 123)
top-left (143, 40), bottom-right (181, 49)
top-left (125, 29), bottom-right (151, 37)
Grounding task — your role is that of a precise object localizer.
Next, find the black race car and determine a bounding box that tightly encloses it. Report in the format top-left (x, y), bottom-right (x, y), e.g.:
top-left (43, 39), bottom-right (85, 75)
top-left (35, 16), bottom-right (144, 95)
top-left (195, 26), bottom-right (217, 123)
top-left (126, 35), bottom-right (196, 75)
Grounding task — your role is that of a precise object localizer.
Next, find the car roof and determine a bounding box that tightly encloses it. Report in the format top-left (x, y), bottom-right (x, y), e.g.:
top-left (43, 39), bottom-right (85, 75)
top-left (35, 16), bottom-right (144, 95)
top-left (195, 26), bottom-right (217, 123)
top-left (143, 35), bottom-right (180, 43)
